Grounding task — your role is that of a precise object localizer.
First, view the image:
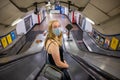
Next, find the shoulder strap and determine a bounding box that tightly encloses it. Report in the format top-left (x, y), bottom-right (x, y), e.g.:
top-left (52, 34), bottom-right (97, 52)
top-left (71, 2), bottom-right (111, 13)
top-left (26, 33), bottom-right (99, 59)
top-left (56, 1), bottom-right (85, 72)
top-left (46, 40), bottom-right (55, 52)
top-left (46, 40), bottom-right (55, 64)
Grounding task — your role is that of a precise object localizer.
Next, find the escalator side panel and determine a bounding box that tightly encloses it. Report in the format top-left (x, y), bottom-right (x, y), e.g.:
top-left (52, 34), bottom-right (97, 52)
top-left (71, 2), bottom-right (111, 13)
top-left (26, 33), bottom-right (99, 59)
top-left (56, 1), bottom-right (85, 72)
top-left (0, 51), bottom-right (46, 80)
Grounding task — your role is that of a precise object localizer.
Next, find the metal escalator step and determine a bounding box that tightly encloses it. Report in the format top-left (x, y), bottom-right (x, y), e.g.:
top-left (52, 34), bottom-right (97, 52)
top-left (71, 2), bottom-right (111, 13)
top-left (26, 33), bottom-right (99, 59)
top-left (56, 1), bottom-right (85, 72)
top-left (37, 76), bottom-right (48, 80)
top-left (26, 67), bottom-right (40, 80)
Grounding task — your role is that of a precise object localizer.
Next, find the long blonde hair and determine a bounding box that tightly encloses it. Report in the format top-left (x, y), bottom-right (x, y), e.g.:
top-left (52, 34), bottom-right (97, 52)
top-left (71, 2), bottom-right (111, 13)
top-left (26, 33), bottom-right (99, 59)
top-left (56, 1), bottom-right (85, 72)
top-left (44, 20), bottom-right (63, 47)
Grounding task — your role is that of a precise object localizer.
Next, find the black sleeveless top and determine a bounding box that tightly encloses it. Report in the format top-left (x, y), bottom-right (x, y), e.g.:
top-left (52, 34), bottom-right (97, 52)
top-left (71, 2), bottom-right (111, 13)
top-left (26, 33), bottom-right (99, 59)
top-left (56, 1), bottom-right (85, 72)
top-left (47, 40), bottom-right (64, 66)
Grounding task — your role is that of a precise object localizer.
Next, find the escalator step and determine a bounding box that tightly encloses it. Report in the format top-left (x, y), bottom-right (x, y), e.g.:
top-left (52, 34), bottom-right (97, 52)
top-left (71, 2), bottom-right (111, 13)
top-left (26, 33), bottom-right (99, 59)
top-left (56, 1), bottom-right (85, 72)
top-left (37, 76), bottom-right (48, 80)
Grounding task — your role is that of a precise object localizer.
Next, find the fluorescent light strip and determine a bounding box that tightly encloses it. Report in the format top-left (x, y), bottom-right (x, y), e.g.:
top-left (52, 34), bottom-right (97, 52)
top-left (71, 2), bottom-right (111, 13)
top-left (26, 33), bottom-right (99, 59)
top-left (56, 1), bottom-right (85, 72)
top-left (11, 18), bottom-right (22, 26)
top-left (85, 17), bottom-right (95, 25)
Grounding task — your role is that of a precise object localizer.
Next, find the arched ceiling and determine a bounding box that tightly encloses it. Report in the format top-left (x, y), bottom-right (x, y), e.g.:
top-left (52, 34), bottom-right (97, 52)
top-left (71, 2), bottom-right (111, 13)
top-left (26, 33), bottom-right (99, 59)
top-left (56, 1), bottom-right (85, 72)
top-left (0, 0), bottom-right (120, 34)
top-left (82, 0), bottom-right (120, 24)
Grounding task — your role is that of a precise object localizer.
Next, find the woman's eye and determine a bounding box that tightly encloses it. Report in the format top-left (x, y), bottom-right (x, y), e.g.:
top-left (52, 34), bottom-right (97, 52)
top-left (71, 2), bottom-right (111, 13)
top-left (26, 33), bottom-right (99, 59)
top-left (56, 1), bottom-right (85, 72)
top-left (54, 26), bottom-right (57, 28)
top-left (53, 25), bottom-right (60, 28)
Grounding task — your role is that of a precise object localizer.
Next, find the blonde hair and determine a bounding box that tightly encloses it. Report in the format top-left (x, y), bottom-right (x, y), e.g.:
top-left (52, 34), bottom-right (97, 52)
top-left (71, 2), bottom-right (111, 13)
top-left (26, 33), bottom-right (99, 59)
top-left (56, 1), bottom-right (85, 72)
top-left (44, 20), bottom-right (62, 47)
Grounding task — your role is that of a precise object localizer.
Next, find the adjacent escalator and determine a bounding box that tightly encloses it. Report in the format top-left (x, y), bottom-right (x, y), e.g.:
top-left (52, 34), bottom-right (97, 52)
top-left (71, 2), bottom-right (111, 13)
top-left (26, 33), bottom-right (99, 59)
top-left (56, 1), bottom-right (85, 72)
top-left (0, 50), bottom-right (114, 80)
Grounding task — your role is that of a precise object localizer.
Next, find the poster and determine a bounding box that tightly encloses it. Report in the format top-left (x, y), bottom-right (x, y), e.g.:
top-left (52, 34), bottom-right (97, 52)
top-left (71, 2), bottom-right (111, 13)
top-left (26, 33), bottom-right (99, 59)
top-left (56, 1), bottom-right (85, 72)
top-left (24, 15), bottom-right (32, 32)
top-left (11, 31), bottom-right (16, 41)
top-left (1, 37), bottom-right (8, 48)
top-left (110, 37), bottom-right (119, 50)
top-left (104, 37), bottom-right (110, 48)
top-left (6, 34), bottom-right (12, 44)
top-left (99, 37), bottom-right (105, 46)
top-left (96, 35), bottom-right (100, 43)
top-left (0, 41), bottom-right (3, 50)
top-left (61, 7), bottom-right (65, 14)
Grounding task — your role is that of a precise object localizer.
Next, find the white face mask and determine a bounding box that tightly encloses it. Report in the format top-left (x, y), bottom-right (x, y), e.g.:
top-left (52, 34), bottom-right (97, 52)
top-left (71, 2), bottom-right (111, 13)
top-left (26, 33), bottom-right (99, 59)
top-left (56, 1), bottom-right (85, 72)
top-left (52, 28), bottom-right (61, 36)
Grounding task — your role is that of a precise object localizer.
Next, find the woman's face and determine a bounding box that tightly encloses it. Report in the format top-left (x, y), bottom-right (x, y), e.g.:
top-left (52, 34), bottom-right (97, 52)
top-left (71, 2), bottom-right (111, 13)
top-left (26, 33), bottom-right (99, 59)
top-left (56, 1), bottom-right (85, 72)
top-left (52, 21), bottom-right (61, 36)
top-left (52, 21), bottom-right (60, 29)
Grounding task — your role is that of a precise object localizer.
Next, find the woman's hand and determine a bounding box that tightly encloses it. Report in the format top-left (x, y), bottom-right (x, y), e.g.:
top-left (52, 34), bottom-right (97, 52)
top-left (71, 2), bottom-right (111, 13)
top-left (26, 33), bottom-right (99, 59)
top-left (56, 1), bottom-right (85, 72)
top-left (64, 60), bottom-right (67, 63)
top-left (64, 60), bottom-right (69, 68)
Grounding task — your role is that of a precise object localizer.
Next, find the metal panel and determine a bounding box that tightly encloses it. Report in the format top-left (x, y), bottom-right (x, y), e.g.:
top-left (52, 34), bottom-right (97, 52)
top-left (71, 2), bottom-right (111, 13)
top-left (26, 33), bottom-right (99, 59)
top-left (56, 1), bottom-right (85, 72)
top-left (0, 2), bottom-right (24, 24)
top-left (90, 0), bottom-right (120, 13)
top-left (108, 6), bottom-right (120, 16)
top-left (83, 3), bottom-right (109, 24)
top-left (11, 0), bottom-right (45, 8)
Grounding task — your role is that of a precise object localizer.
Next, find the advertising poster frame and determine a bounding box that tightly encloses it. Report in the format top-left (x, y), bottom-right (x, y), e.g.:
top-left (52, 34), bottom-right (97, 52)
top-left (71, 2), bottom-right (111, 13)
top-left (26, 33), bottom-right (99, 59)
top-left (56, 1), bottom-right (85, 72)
top-left (24, 15), bottom-right (32, 32)
top-left (110, 37), bottom-right (119, 50)
top-left (11, 31), bottom-right (16, 41)
top-left (103, 37), bottom-right (110, 49)
top-left (1, 37), bottom-right (8, 48)
top-left (99, 36), bottom-right (105, 46)
top-left (95, 34), bottom-right (100, 43)
top-left (6, 34), bottom-right (12, 44)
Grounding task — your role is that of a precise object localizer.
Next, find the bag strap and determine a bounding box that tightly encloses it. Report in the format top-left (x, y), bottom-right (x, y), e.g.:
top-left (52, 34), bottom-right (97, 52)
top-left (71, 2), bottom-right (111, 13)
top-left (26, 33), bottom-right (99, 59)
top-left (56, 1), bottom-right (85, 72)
top-left (46, 38), bottom-right (58, 51)
top-left (46, 40), bottom-right (56, 63)
top-left (46, 40), bottom-right (55, 52)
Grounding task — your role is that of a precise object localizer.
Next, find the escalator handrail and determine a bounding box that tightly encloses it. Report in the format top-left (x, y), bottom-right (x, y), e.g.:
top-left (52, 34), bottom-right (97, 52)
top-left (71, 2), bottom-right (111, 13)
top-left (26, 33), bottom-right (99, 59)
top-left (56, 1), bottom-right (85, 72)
top-left (70, 54), bottom-right (120, 80)
top-left (0, 48), bottom-right (44, 66)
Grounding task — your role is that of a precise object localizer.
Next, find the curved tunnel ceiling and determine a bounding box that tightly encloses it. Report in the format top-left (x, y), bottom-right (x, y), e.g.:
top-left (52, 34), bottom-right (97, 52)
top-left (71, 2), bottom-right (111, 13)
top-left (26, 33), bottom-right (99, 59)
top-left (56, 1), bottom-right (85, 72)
top-left (0, 0), bottom-right (120, 35)
top-left (0, 0), bottom-right (90, 27)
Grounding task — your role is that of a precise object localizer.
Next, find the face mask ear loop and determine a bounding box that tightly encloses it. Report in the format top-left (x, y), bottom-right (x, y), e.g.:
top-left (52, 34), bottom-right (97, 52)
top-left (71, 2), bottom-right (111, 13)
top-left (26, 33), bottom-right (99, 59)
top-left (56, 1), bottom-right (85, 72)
top-left (58, 27), bottom-right (62, 33)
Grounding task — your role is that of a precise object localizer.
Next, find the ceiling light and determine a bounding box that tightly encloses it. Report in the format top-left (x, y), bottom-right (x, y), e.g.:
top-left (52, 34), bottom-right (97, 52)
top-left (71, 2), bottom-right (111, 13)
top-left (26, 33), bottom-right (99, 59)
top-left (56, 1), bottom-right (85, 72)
top-left (85, 17), bottom-right (95, 25)
top-left (11, 18), bottom-right (22, 26)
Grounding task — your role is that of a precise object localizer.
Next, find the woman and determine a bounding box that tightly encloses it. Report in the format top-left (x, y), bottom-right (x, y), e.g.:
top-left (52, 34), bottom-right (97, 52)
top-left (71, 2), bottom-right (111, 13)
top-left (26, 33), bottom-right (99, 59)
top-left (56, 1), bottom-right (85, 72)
top-left (44, 20), bottom-right (71, 80)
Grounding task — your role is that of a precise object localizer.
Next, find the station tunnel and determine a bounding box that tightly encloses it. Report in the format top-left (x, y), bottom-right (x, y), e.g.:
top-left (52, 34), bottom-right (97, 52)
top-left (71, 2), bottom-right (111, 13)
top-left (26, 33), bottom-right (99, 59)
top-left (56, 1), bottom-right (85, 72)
top-left (0, 0), bottom-right (120, 80)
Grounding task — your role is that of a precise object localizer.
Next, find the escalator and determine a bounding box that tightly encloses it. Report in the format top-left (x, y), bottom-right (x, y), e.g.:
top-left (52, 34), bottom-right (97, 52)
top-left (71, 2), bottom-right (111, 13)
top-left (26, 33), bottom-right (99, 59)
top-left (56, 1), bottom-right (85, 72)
top-left (0, 49), bottom-right (115, 80)
top-left (71, 25), bottom-right (120, 57)
top-left (0, 50), bottom-right (46, 80)
top-left (71, 29), bottom-right (88, 52)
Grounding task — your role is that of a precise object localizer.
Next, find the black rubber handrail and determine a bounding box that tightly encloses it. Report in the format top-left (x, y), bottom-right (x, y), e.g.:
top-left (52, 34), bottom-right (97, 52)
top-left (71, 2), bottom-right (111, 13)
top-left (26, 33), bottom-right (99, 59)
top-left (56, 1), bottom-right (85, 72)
top-left (65, 52), bottom-right (106, 80)
top-left (0, 48), bottom-right (44, 66)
